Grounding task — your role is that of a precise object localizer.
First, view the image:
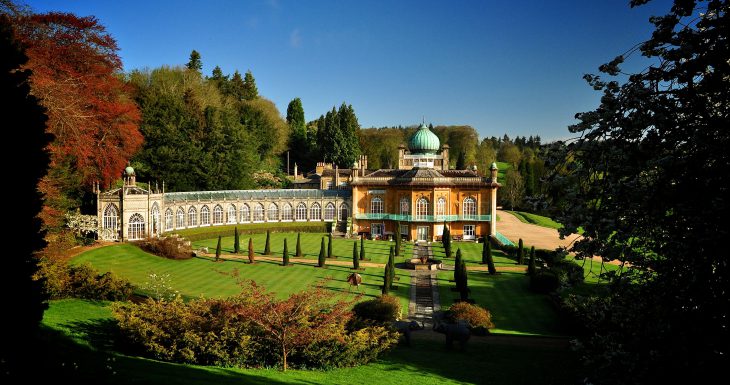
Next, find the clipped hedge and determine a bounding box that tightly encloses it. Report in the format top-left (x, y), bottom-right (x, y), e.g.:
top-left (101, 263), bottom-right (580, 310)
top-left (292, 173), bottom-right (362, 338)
top-left (171, 222), bottom-right (328, 242)
top-left (530, 269), bottom-right (561, 294)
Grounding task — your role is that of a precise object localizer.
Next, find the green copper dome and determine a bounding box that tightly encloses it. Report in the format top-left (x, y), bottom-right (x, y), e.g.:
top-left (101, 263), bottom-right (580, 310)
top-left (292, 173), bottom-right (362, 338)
top-left (125, 166), bottom-right (135, 175)
top-left (409, 124), bottom-right (440, 155)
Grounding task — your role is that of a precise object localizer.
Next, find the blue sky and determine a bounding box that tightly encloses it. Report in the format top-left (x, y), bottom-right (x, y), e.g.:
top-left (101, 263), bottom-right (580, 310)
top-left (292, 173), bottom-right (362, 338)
top-left (27, 0), bottom-right (672, 141)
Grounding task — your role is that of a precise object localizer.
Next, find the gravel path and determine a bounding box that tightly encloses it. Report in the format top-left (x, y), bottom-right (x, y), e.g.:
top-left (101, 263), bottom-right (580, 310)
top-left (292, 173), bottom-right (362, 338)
top-left (496, 210), bottom-right (581, 251)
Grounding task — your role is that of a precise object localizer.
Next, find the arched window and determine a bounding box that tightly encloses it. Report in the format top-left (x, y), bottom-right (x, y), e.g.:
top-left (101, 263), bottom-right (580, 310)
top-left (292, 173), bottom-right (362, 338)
top-left (463, 197), bottom-right (477, 219)
top-left (310, 203), bottom-right (322, 221)
top-left (339, 203), bottom-right (349, 221)
top-left (188, 206), bottom-right (198, 226)
top-left (268, 203), bottom-right (279, 221)
top-left (416, 198), bottom-right (429, 220)
top-left (102, 204), bottom-right (119, 240)
top-left (128, 213), bottom-right (146, 240)
top-left (281, 203), bottom-right (293, 221)
top-left (400, 197), bottom-right (410, 216)
top-left (227, 205), bottom-right (237, 223)
top-left (436, 197), bottom-right (446, 216)
top-left (371, 197), bottom-right (383, 214)
top-left (164, 208), bottom-right (173, 231)
top-left (213, 205), bottom-right (223, 224)
top-left (324, 203), bottom-right (336, 221)
top-left (151, 203), bottom-right (160, 235)
top-left (296, 203), bottom-right (307, 221)
top-left (253, 203), bottom-right (264, 222)
top-left (201, 205), bottom-right (210, 225)
top-left (240, 204), bottom-right (250, 223)
top-left (176, 207), bottom-right (185, 228)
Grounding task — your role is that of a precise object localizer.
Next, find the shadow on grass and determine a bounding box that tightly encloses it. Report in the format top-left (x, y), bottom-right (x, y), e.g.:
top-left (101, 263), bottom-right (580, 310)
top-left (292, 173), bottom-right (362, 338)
top-left (33, 325), bottom-right (298, 385)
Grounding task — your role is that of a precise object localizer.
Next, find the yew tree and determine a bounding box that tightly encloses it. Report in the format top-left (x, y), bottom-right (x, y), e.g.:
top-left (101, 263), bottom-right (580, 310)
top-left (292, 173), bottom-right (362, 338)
top-left (551, 1), bottom-right (729, 383)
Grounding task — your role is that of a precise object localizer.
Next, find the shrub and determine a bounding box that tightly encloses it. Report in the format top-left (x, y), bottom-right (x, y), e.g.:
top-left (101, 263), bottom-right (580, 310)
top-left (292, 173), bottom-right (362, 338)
top-left (137, 236), bottom-right (193, 260)
top-left (447, 302), bottom-right (495, 334)
top-left (530, 269), bottom-right (561, 293)
top-left (114, 282), bottom-right (399, 370)
top-left (352, 295), bottom-right (402, 324)
top-left (37, 259), bottom-right (133, 300)
top-left (551, 260), bottom-right (585, 286)
top-left (173, 222), bottom-right (327, 242)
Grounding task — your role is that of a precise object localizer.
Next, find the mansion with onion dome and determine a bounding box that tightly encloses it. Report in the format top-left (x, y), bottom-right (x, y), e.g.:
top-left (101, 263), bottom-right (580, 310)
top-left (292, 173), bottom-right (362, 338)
top-left (97, 124), bottom-right (503, 244)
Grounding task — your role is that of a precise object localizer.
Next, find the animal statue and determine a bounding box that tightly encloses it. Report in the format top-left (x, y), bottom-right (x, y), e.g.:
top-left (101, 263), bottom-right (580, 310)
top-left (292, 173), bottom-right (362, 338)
top-left (392, 320), bottom-right (424, 346)
top-left (346, 272), bottom-right (362, 291)
top-left (432, 311), bottom-right (470, 350)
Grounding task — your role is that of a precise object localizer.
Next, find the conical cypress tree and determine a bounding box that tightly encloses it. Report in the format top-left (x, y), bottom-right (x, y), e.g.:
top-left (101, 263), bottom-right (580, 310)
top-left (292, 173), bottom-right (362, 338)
top-left (234, 227), bottom-right (240, 254)
top-left (352, 241), bottom-right (359, 269)
top-left (296, 233), bottom-right (302, 257)
top-left (264, 230), bottom-right (271, 255)
top-left (458, 257), bottom-right (469, 301)
top-left (388, 245), bottom-right (395, 287)
top-left (327, 233), bottom-right (333, 258)
top-left (395, 223), bottom-right (401, 256)
top-left (517, 238), bottom-right (524, 265)
top-left (486, 239), bottom-right (497, 275)
top-left (215, 236), bottom-right (222, 262)
top-left (360, 235), bottom-right (365, 260)
top-left (527, 246), bottom-right (536, 276)
top-left (318, 237), bottom-right (326, 267)
top-left (482, 238), bottom-right (489, 264)
top-left (248, 238), bottom-right (255, 264)
top-left (444, 225), bottom-right (452, 258)
top-left (282, 238), bottom-right (289, 266)
top-left (382, 263), bottom-right (391, 295)
top-left (454, 248), bottom-right (463, 286)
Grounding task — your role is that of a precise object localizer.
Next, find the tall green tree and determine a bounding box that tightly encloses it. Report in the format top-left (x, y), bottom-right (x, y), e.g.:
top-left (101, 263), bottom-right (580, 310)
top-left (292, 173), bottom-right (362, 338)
top-left (456, 151), bottom-right (466, 170)
top-left (264, 230), bottom-right (271, 255)
top-left (286, 97), bottom-right (305, 132)
top-left (242, 70), bottom-right (258, 100)
top-left (282, 238), bottom-right (289, 266)
top-left (457, 252), bottom-right (469, 301)
top-left (228, 70), bottom-right (245, 100)
top-left (317, 237), bottom-right (326, 267)
top-left (316, 103), bottom-right (361, 167)
top-left (484, 238), bottom-right (496, 275)
top-left (443, 224), bottom-right (452, 258)
top-left (295, 233), bottom-right (302, 257)
top-left (527, 246), bottom-right (536, 276)
top-left (1, 14), bottom-right (51, 376)
top-left (215, 236), bottom-right (222, 262)
top-left (186, 49), bottom-right (202, 72)
top-left (387, 245), bottom-right (395, 287)
top-left (234, 227), bottom-right (240, 254)
top-left (395, 224), bottom-right (401, 256)
top-left (327, 233), bottom-right (333, 258)
top-left (248, 238), bottom-right (255, 264)
top-left (503, 169), bottom-right (524, 210)
top-left (352, 241), bottom-right (359, 270)
top-left (360, 235), bottom-right (365, 260)
top-left (549, 2), bottom-right (729, 382)
top-left (517, 239), bottom-right (524, 265)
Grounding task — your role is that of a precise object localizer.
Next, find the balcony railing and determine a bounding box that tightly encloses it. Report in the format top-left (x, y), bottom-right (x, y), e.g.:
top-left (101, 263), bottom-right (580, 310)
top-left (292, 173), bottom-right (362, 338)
top-left (354, 213), bottom-right (491, 222)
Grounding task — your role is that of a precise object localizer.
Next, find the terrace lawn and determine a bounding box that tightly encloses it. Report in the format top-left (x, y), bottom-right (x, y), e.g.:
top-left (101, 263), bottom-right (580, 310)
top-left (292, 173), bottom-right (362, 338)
top-left (192, 232), bottom-right (415, 266)
top-left (40, 299), bottom-right (579, 385)
top-left (73, 243), bottom-right (411, 313)
top-left (437, 271), bottom-right (562, 336)
top-left (431, 241), bottom-right (517, 267)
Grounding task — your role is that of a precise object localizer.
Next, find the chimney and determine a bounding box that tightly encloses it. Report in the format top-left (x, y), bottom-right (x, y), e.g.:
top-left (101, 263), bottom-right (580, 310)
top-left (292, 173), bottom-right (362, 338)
top-left (490, 162), bottom-right (498, 183)
top-left (316, 162), bottom-right (325, 175)
top-left (335, 164), bottom-right (340, 188)
top-left (294, 163), bottom-right (298, 180)
top-left (441, 144), bottom-right (450, 170)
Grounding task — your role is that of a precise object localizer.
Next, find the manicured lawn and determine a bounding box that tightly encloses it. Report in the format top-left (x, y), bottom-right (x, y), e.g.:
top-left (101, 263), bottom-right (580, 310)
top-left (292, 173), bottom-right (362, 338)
top-left (73, 244), bottom-right (411, 313)
top-left (506, 210), bottom-right (563, 230)
top-left (430, 241), bottom-right (517, 267)
top-left (437, 271), bottom-right (562, 336)
top-left (39, 299), bottom-right (579, 385)
top-left (192, 232), bottom-right (416, 266)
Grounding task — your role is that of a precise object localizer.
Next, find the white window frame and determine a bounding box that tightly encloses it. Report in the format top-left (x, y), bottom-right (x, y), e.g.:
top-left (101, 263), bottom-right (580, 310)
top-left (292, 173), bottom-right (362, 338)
top-left (281, 203), bottom-right (293, 221)
top-left (213, 205), bottom-right (224, 225)
top-left (188, 207), bottom-right (198, 227)
top-left (176, 207), bottom-right (185, 228)
top-left (296, 203), bottom-right (307, 221)
top-left (253, 203), bottom-right (264, 222)
top-left (128, 213), bottom-right (146, 240)
top-left (416, 197), bottom-right (429, 220)
top-left (268, 203), bottom-right (279, 222)
top-left (324, 203), bottom-right (335, 221)
top-left (310, 202), bottom-right (322, 221)
top-left (463, 197), bottom-right (477, 219)
top-left (201, 205), bottom-right (211, 225)
top-left (164, 208), bottom-right (173, 231)
top-left (240, 204), bottom-right (250, 223)
top-left (371, 197), bottom-right (383, 214)
top-left (227, 205), bottom-right (237, 224)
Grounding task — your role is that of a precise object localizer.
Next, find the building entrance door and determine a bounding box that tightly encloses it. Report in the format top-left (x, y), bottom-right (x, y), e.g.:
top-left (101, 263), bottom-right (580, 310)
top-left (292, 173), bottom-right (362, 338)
top-left (417, 226), bottom-right (429, 242)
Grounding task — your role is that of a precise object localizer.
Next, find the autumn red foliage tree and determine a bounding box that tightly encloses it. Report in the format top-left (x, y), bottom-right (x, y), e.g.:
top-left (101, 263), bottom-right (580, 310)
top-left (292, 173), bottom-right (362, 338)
top-left (10, 12), bottom-right (141, 246)
top-left (235, 280), bottom-right (357, 371)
